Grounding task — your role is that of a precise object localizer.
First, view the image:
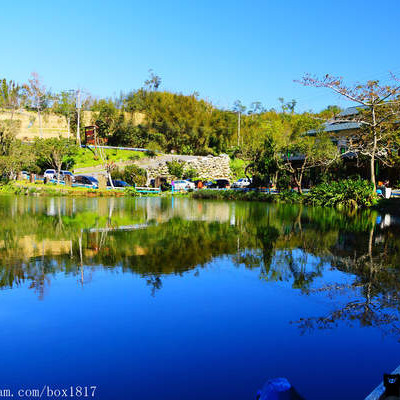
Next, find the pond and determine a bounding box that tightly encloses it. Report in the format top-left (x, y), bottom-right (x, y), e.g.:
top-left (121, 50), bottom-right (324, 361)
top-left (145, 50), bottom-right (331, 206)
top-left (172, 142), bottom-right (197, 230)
top-left (0, 196), bottom-right (399, 399)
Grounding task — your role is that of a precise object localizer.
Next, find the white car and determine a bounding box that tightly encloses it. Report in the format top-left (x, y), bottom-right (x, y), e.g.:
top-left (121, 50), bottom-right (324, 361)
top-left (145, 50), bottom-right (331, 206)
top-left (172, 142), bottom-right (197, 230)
top-left (232, 177), bottom-right (252, 188)
top-left (44, 169), bottom-right (56, 180)
top-left (21, 171), bottom-right (30, 180)
top-left (173, 180), bottom-right (196, 190)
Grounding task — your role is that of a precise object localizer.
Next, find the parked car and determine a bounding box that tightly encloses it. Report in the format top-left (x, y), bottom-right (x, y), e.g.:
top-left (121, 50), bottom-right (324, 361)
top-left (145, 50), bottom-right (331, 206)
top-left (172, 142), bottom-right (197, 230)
top-left (173, 180), bottom-right (196, 190)
top-left (232, 177), bottom-right (251, 188)
top-left (59, 170), bottom-right (74, 181)
top-left (21, 171), bottom-right (30, 180)
top-left (107, 179), bottom-right (130, 188)
top-left (74, 175), bottom-right (99, 189)
top-left (207, 179), bottom-right (230, 189)
top-left (44, 169), bottom-right (56, 180)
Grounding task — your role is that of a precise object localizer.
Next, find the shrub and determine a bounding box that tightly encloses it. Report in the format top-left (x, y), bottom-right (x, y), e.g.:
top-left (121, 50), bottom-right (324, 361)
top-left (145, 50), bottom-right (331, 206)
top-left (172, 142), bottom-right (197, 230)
top-left (124, 186), bottom-right (140, 196)
top-left (192, 189), bottom-right (274, 202)
top-left (111, 167), bottom-right (123, 180)
top-left (230, 158), bottom-right (247, 180)
top-left (122, 165), bottom-right (147, 186)
top-left (146, 150), bottom-right (157, 158)
top-left (167, 160), bottom-right (185, 179)
top-left (129, 154), bottom-right (141, 161)
top-left (183, 167), bottom-right (198, 180)
top-left (305, 178), bottom-right (377, 208)
top-left (277, 189), bottom-right (303, 204)
top-left (146, 141), bottom-right (161, 158)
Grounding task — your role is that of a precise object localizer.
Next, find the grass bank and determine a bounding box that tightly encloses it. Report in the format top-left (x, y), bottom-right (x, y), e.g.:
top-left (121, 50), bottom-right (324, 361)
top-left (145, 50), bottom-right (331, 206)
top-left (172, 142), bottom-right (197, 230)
top-left (0, 182), bottom-right (130, 197)
top-left (73, 147), bottom-right (147, 169)
top-left (191, 189), bottom-right (301, 203)
top-left (2, 180), bottom-right (396, 215)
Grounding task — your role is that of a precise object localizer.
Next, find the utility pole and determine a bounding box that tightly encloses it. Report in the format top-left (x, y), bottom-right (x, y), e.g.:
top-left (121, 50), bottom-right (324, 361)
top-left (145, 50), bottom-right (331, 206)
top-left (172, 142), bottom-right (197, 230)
top-left (76, 89), bottom-right (81, 146)
top-left (237, 111), bottom-right (241, 147)
top-left (65, 89), bottom-right (76, 141)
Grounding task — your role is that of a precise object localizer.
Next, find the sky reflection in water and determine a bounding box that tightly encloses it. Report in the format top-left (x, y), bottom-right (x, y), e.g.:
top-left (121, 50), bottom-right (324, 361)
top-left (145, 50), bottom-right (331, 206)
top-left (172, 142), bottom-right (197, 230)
top-left (0, 196), bottom-right (399, 400)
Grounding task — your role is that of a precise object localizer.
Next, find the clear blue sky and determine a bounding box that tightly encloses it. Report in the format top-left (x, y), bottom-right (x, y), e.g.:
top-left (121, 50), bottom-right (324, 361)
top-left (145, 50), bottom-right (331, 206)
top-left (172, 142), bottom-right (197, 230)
top-left (2, 0), bottom-right (400, 112)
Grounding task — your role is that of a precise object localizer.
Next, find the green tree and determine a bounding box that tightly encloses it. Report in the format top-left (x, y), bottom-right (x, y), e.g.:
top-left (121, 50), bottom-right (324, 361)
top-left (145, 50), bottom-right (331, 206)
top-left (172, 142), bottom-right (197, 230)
top-left (0, 141), bottom-right (36, 180)
top-left (167, 160), bottom-right (185, 179)
top-left (53, 91), bottom-right (76, 139)
top-left (34, 137), bottom-right (78, 182)
top-left (246, 134), bottom-right (278, 187)
top-left (0, 120), bottom-right (20, 155)
top-left (0, 79), bottom-right (22, 120)
top-left (122, 164), bottom-right (147, 186)
top-left (0, 120), bottom-right (34, 180)
top-left (281, 131), bottom-right (338, 193)
top-left (91, 98), bottom-right (118, 138)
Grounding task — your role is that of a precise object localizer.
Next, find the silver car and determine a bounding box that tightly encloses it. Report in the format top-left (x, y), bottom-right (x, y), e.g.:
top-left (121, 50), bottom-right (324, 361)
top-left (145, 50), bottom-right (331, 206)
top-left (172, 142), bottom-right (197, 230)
top-left (173, 180), bottom-right (196, 190)
top-left (232, 177), bottom-right (251, 188)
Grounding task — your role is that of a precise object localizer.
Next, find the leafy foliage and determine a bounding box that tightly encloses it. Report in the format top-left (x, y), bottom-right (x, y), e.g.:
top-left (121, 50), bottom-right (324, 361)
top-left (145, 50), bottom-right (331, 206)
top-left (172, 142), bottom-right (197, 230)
top-left (247, 134), bottom-right (278, 186)
top-left (277, 190), bottom-right (303, 204)
top-left (124, 186), bottom-right (140, 196)
top-left (230, 157), bottom-right (246, 180)
top-left (298, 74), bottom-right (400, 189)
top-left (34, 137), bottom-right (78, 173)
top-left (121, 165), bottom-right (147, 186)
top-left (305, 179), bottom-right (377, 208)
top-left (183, 167), bottom-right (198, 180)
top-left (167, 160), bottom-right (185, 179)
top-left (192, 189), bottom-right (275, 202)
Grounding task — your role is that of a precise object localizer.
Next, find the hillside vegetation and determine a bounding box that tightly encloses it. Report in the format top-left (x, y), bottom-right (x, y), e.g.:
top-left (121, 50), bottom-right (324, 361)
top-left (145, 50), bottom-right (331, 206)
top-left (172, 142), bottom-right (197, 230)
top-left (1, 71), bottom-right (399, 193)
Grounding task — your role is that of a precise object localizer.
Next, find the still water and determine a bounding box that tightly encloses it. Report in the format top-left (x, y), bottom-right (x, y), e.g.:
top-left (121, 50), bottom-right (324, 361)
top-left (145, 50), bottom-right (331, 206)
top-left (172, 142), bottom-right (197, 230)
top-left (0, 196), bottom-right (399, 399)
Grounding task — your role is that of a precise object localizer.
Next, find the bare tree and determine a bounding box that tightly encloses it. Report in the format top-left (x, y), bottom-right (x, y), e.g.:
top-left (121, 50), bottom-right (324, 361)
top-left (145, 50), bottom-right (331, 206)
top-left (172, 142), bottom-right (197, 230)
top-left (144, 69), bottom-right (161, 91)
top-left (93, 126), bottom-right (115, 188)
top-left (24, 72), bottom-right (49, 138)
top-left (297, 74), bottom-right (400, 190)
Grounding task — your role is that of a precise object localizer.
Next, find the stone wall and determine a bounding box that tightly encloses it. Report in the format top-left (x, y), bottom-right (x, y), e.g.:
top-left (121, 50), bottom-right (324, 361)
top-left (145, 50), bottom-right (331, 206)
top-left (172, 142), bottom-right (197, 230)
top-left (145, 154), bottom-right (232, 182)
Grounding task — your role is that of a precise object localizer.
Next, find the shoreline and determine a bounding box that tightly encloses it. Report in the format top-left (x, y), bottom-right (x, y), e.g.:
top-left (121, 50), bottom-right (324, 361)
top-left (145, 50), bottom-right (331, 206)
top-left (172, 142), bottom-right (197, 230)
top-left (2, 183), bottom-right (400, 216)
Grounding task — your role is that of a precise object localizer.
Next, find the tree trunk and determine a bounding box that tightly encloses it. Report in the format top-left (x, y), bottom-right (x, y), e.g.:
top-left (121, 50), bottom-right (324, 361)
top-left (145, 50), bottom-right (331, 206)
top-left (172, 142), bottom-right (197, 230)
top-left (294, 173), bottom-right (303, 194)
top-left (38, 108), bottom-right (42, 139)
top-left (370, 154), bottom-right (376, 191)
top-left (57, 165), bottom-right (61, 184)
top-left (295, 162), bottom-right (306, 194)
top-left (108, 171), bottom-right (114, 189)
top-left (370, 106), bottom-right (377, 191)
top-left (297, 177), bottom-right (303, 194)
top-left (274, 170), bottom-right (279, 188)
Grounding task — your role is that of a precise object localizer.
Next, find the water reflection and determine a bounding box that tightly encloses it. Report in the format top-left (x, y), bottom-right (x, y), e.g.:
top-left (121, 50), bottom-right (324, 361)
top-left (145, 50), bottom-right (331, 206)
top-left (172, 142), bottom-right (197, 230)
top-left (1, 195), bottom-right (400, 339)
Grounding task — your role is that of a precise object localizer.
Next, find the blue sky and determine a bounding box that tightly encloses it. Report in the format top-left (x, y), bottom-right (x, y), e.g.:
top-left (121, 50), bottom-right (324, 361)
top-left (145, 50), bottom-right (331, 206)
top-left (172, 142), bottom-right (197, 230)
top-left (2, 0), bottom-right (400, 112)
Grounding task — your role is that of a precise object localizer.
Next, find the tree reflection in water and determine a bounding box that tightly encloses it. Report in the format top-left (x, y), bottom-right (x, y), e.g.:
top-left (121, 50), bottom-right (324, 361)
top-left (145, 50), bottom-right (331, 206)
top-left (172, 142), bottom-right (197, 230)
top-left (1, 196), bottom-right (400, 338)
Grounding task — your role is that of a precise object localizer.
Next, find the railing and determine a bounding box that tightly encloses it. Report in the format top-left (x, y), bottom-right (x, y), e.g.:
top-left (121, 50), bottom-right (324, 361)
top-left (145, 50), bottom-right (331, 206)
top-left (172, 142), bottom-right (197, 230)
top-left (135, 187), bottom-right (161, 193)
top-left (81, 144), bottom-right (160, 153)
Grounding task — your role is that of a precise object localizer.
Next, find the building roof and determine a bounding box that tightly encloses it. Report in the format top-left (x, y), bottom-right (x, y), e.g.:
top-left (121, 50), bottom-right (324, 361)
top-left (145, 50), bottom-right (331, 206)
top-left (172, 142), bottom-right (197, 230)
top-left (306, 121), bottom-right (361, 136)
top-left (337, 105), bottom-right (368, 117)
